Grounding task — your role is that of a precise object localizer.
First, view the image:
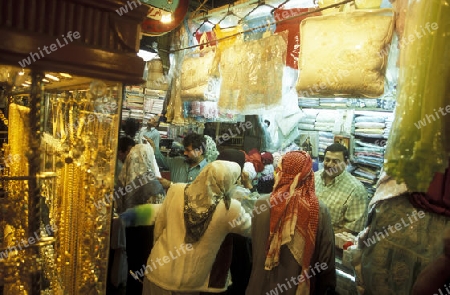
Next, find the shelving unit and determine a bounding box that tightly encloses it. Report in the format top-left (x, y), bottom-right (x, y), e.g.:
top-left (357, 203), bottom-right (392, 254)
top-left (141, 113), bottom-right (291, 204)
top-left (298, 99), bottom-right (395, 199)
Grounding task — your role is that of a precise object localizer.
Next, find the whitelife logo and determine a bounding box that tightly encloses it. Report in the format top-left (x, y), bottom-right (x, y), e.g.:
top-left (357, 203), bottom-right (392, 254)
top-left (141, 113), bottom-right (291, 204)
top-left (363, 210), bottom-right (425, 247)
top-left (116, 0), bottom-right (143, 16)
top-left (0, 224), bottom-right (57, 260)
top-left (266, 262), bottom-right (329, 295)
top-left (414, 104), bottom-right (450, 129)
top-left (94, 171), bottom-right (156, 210)
top-left (130, 243), bottom-right (193, 281)
top-left (18, 31), bottom-right (80, 68)
top-left (229, 192), bottom-right (290, 228)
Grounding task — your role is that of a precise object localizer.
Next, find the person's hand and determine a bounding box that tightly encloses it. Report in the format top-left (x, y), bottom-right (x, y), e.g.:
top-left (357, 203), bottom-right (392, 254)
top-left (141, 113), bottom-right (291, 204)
top-left (157, 177), bottom-right (172, 190)
top-left (143, 135), bottom-right (156, 149)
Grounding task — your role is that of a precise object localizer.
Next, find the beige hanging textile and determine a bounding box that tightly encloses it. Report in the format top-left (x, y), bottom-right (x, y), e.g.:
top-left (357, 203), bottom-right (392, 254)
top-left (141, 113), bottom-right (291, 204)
top-left (296, 9), bottom-right (395, 98)
top-left (180, 48), bottom-right (217, 100)
top-left (218, 33), bottom-right (287, 114)
top-left (146, 59), bottom-right (169, 91)
top-left (384, 0), bottom-right (450, 192)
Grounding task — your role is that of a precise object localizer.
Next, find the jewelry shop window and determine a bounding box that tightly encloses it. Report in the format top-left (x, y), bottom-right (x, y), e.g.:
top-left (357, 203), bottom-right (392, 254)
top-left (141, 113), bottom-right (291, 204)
top-left (0, 65), bottom-right (122, 295)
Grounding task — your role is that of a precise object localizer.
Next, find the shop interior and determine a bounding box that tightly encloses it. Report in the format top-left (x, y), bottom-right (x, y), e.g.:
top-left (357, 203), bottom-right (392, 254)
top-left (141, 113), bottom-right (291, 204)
top-left (0, 0), bottom-right (449, 294)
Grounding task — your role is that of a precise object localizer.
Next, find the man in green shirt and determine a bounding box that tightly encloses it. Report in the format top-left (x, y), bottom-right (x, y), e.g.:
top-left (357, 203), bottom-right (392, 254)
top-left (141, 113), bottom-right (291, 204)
top-left (158, 132), bottom-right (208, 187)
top-left (314, 143), bottom-right (368, 234)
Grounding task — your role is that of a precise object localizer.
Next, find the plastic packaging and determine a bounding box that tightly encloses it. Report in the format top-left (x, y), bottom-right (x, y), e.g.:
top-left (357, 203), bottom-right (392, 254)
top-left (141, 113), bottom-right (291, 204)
top-left (296, 9), bottom-right (395, 98)
top-left (218, 32), bottom-right (287, 115)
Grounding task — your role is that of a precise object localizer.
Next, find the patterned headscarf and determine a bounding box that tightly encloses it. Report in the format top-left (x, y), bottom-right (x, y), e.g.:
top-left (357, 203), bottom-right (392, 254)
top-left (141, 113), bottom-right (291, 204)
top-left (184, 160), bottom-right (241, 243)
top-left (118, 143), bottom-right (157, 186)
top-left (204, 134), bottom-right (220, 162)
top-left (265, 151), bottom-right (319, 295)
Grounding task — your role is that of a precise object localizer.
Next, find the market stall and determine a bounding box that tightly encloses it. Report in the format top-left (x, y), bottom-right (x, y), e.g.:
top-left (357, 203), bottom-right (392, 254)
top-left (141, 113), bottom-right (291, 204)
top-left (137, 0), bottom-right (449, 294)
top-left (0, 0), bottom-right (148, 294)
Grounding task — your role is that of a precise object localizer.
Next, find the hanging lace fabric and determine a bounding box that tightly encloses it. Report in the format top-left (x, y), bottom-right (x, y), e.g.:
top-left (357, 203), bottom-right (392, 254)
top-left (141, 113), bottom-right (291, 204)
top-left (169, 25), bottom-right (190, 125)
top-left (384, 0), bottom-right (450, 192)
top-left (218, 32), bottom-right (287, 115)
top-left (211, 24), bottom-right (243, 77)
top-left (180, 48), bottom-right (216, 100)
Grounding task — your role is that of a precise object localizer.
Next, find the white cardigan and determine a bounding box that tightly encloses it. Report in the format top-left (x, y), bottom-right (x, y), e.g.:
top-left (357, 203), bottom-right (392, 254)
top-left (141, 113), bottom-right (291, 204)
top-left (145, 182), bottom-right (252, 293)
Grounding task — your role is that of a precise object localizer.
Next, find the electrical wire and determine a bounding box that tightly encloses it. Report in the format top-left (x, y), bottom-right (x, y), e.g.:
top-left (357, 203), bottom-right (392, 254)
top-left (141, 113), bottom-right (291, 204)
top-left (190, 0), bottom-right (210, 18)
top-left (171, 0), bottom-right (355, 53)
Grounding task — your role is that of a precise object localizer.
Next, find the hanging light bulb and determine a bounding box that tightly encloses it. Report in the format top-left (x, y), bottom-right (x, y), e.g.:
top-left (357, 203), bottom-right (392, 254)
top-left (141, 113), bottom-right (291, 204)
top-left (160, 12), bottom-right (173, 23)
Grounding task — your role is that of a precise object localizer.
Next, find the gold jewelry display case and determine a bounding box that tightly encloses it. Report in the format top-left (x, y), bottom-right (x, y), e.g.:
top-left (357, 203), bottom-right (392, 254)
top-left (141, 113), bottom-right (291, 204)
top-left (0, 0), bottom-right (148, 294)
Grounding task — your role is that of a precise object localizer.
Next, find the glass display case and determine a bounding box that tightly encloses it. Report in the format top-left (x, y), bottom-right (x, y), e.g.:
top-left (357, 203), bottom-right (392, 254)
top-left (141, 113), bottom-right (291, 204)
top-left (0, 0), bottom-right (149, 293)
top-left (0, 66), bottom-right (123, 294)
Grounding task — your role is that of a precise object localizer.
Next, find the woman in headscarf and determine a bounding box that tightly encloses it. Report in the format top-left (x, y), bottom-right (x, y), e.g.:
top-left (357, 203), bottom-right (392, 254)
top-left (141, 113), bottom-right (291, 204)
top-left (118, 141), bottom-right (161, 189)
top-left (246, 151), bottom-right (336, 295)
top-left (116, 141), bottom-right (164, 295)
top-left (142, 160), bottom-right (252, 295)
top-left (203, 134), bottom-right (219, 163)
top-left (217, 149), bottom-right (257, 295)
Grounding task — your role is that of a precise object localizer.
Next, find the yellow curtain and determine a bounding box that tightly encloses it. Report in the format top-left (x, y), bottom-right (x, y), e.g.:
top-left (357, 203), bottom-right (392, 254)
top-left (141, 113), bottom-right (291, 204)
top-left (384, 0), bottom-right (450, 192)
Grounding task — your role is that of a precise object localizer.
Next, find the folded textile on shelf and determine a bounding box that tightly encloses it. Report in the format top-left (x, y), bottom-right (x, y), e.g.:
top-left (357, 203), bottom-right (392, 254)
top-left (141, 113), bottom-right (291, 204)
top-left (354, 115), bottom-right (386, 123)
top-left (355, 128), bottom-right (384, 134)
top-left (298, 123), bottom-right (315, 130)
top-left (355, 122), bottom-right (386, 129)
top-left (299, 117), bottom-right (317, 124)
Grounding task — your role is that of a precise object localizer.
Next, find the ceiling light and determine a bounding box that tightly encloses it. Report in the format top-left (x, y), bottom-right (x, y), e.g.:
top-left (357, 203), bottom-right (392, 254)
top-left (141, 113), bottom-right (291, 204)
top-left (138, 49), bottom-right (158, 61)
top-left (42, 79), bottom-right (50, 83)
top-left (59, 73), bottom-right (72, 78)
top-left (18, 70), bottom-right (25, 76)
top-left (21, 83), bottom-right (30, 87)
top-left (160, 12), bottom-right (173, 23)
top-left (24, 81), bottom-right (32, 85)
top-left (45, 74), bottom-right (60, 81)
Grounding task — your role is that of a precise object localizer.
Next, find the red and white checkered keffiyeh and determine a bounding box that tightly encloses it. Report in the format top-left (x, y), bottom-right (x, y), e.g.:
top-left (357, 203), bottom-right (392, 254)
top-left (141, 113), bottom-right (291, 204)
top-left (265, 151), bottom-right (320, 294)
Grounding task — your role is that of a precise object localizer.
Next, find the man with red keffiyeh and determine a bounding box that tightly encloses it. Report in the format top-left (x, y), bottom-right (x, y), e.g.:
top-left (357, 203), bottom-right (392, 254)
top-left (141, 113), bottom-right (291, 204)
top-left (246, 151), bottom-right (336, 295)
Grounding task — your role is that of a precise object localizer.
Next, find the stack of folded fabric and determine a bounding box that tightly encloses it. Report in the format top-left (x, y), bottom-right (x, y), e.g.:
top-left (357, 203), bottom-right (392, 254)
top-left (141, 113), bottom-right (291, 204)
top-left (354, 115), bottom-right (386, 138)
top-left (125, 93), bottom-right (144, 110)
top-left (298, 114), bottom-right (317, 131)
top-left (319, 98), bottom-right (348, 108)
top-left (346, 98), bottom-right (381, 109)
top-left (315, 111), bottom-right (338, 131)
top-left (353, 141), bottom-right (385, 169)
top-left (318, 131), bottom-right (334, 156)
top-left (122, 109), bottom-right (144, 120)
top-left (299, 98), bottom-right (320, 108)
top-left (352, 113), bottom-right (389, 198)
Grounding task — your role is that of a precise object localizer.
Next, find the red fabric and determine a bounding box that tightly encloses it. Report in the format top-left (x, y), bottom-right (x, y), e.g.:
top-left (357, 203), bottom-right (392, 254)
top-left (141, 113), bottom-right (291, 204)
top-left (245, 148), bottom-right (264, 173)
top-left (410, 159), bottom-right (450, 216)
top-left (261, 152), bottom-right (274, 165)
top-left (195, 31), bottom-right (217, 51)
top-left (274, 7), bottom-right (321, 69)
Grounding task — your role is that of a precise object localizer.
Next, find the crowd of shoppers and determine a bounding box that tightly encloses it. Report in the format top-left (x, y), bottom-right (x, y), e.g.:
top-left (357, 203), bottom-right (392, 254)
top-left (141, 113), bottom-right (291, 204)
top-left (113, 127), bottom-right (444, 295)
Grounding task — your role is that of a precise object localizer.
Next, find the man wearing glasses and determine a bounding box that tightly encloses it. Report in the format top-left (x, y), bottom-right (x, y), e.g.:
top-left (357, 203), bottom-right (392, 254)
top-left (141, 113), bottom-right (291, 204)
top-left (314, 143), bottom-right (368, 235)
